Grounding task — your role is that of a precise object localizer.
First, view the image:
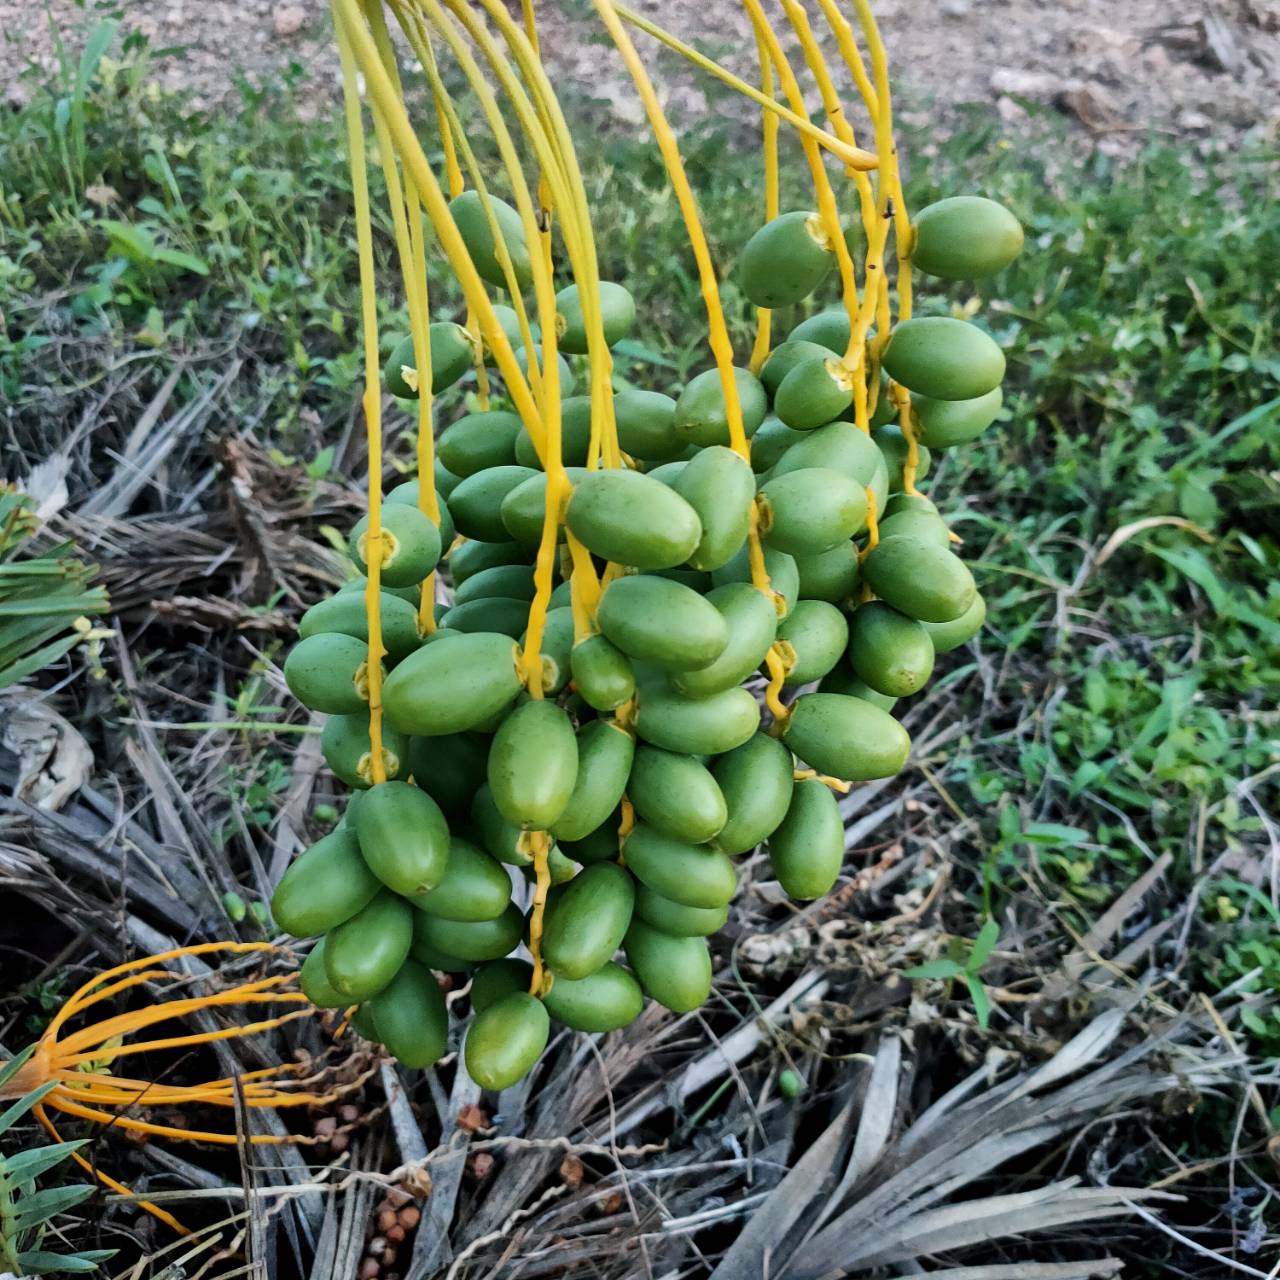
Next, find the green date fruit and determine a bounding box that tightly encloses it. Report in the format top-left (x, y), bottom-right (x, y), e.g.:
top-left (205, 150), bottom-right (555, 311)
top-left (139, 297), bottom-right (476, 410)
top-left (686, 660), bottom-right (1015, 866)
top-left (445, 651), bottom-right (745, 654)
top-left (450, 190), bottom-right (534, 290)
top-left (629, 746), bottom-right (728, 844)
top-left (353, 780), bottom-right (450, 897)
top-left (271, 828), bottom-right (381, 938)
top-left (555, 280), bottom-right (636, 353)
top-left (622, 823), bottom-right (736, 909)
top-left (324, 891), bottom-right (414, 1002)
top-left (542, 862), bottom-right (636, 980)
top-left (712, 732), bottom-right (795, 855)
top-left (783, 692), bottom-right (910, 782)
top-left (368, 960), bottom-right (448, 1068)
top-left (633, 684), bottom-right (760, 756)
top-left (882, 317), bottom-right (1005, 402)
top-left (464, 992), bottom-right (549, 1089)
top-left (673, 366), bottom-right (768, 447)
top-left (542, 961), bottom-right (644, 1032)
top-left (408, 837), bottom-right (512, 922)
top-left (284, 633), bottom-right (372, 716)
top-left (300, 591), bottom-right (422, 664)
top-left (738, 211), bottom-right (835, 308)
top-left (624, 919), bottom-right (711, 1013)
top-left (861, 535), bottom-right (976, 623)
top-left (848, 601), bottom-right (935, 697)
top-left (566, 470), bottom-right (702, 570)
top-left (382, 632), bottom-right (521, 736)
top-left (550, 719), bottom-right (634, 843)
top-left (488, 699), bottom-right (579, 830)
top-left (768, 777), bottom-right (843, 900)
top-left (597, 574), bottom-right (728, 672)
top-left (910, 196), bottom-right (1023, 280)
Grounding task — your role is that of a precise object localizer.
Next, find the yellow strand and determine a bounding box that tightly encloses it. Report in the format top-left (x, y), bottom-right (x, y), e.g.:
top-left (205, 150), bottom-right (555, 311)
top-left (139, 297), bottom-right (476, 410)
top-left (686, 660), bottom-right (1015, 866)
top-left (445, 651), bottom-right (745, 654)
top-left (747, 23), bottom-right (778, 375)
top-left (525, 829), bottom-right (554, 995)
top-left (612, 3), bottom-right (877, 171)
top-left (335, 1), bottom-right (388, 785)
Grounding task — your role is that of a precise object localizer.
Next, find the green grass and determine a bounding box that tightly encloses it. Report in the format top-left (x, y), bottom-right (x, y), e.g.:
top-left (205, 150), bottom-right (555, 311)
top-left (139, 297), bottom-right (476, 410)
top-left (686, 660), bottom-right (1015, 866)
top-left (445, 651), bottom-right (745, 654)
top-left (2, 25), bottom-right (1277, 1053)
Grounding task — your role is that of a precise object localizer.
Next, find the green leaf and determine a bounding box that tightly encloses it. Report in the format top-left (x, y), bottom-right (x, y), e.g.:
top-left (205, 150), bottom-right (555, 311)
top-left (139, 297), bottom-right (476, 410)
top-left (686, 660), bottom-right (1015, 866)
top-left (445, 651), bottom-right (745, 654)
top-left (1020, 822), bottom-right (1090, 846)
top-left (17, 1248), bottom-right (114, 1275)
top-left (2, 1140), bottom-right (88, 1185)
top-left (152, 246), bottom-right (210, 276)
top-left (903, 958), bottom-right (964, 981)
top-left (0, 1081), bottom-right (57, 1137)
top-left (75, 19), bottom-right (119, 99)
top-left (0, 1044), bottom-right (36, 1090)
top-left (0, 632), bottom-right (84, 691)
top-left (967, 918), bottom-right (1001, 973)
top-left (964, 974), bottom-right (992, 1031)
top-left (12, 1182), bottom-right (95, 1229)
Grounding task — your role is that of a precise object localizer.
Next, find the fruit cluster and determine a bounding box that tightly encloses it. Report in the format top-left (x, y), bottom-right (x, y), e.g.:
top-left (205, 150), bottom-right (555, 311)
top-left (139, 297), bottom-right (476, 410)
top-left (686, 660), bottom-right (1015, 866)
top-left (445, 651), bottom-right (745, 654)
top-left (274, 176), bottom-right (1023, 1090)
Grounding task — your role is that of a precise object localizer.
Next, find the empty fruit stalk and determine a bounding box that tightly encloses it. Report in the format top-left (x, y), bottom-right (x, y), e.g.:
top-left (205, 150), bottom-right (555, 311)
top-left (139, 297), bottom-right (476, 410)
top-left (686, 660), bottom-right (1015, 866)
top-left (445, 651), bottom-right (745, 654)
top-left (0, 942), bottom-right (372, 1234)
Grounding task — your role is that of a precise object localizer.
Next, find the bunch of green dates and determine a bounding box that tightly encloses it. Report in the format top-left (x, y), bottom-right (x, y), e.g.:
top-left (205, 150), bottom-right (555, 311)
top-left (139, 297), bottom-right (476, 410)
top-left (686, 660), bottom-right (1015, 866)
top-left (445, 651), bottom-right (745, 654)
top-left (274, 187), bottom-right (1022, 1091)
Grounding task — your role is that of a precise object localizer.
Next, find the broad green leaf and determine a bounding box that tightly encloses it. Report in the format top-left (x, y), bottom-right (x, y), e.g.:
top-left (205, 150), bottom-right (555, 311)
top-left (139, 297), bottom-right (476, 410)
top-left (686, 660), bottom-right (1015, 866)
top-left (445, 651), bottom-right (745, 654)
top-left (0, 1081), bottom-right (57, 1136)
top-left (903, 959), bottom-right (964, 981)
top-left (18, 1248), bottom-right (115, 1275)
top-left (964, 974), bottom-right (992, 1030)
top-left (1019, 822), bottom-right (1090, 846)
top-left (13, 1182), bottom-right (96, 1230)
top-left (153, 246), bottom-right (210, 276)
top-left (2, 1140), bottom-right (88, 1184)
top-left (967, 918), bottom-right (1001, 973)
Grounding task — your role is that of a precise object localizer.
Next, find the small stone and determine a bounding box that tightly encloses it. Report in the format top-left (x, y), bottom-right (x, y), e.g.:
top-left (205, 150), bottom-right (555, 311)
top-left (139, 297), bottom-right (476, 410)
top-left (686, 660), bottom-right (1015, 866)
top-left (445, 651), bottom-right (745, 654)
top-left (273, 4), bottom-right (307, 37)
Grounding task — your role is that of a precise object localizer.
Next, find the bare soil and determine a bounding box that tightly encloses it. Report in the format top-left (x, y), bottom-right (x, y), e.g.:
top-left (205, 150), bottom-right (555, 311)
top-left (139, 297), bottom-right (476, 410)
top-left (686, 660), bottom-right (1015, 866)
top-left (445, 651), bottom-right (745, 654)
top-left (3, 0), bottom-right (1279, 150)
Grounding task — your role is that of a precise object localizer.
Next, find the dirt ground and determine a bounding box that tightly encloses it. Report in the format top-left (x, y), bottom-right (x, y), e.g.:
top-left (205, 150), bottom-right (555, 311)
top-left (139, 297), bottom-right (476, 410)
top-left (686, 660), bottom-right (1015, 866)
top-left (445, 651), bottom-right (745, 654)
top-left (2, 0), bottom-right (1279, 149)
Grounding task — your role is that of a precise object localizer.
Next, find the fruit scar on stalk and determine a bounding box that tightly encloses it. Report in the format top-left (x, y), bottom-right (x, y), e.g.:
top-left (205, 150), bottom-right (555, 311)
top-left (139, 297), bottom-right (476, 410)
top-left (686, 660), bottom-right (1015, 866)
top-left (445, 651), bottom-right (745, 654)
top-left (0, 941), bottom-right (376, 1235)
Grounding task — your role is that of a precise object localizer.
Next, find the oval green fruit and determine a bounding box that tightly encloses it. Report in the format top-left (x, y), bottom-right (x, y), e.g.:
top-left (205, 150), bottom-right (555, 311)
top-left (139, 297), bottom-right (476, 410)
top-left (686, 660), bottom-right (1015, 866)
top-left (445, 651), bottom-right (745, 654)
top-left (816, 665), bottom-right (898, 710)
top-left (622, 824), bottom-right (736, 909)
top-left (414, 901), bottom-right (524, 963)
top-left (644, 459), bottom-right (688, 486)
top-left (465, 991), bottom-right (549, 1090)
top-left (450, 190), bottom-right (533, 290)
top-left (484, 303), bottom-right (538, 353)
top-left (670, 446), bottom-right (754, 571)
top-left (441, 597), bottom-right (529, 640)
top-left (570, 635), bottom-right (635, 711)
top-left (300, 939), bottom-right (346, 1008)
top-left (300, 591), bottom-right (422, 664)
top-left (438, 410), bottom-right (522, 477)
top-left (352, 780), bottom-right (450, 897)
top-left (324, 891), bottom-right (414, 1002)
top-left (555, 280), bottom-right (636, 353)
top-left (350, 505), bottom-right (442, 589)
top-left (847, 601), bottom-right (936, 698)
top-left (542, 862), bottom-right (635, 980)
top-left (566, 470), bottom-right (702, 571)
top-left (794, 542), bottom-right (860, 604)
top-left (408, 732), bottom-right (489, 815)
top-left (542, 960), bottom-right (643, 1032)
top-left (911, 195), bottom-right (1023, 280)
top-left (514, 397), bottom-right (594, 470)
top-left (284, 633), bottom-right (371, 715)
top-left (321, 713), bottom-right (408, 789)
top-left (434, 458), bottom-right (463, 501)
top-left (633, 884), bottom-right (728, 937)
top-left (671, 582), bottom-right (778, 698)
top-left (514, 346), bottom-right (576, 397)
top-left (777, 599), bottom-right (849, 685)
top-left (872, 424), bottom-right (933, 493)
top-left (385, 322), bottom-right (473, 399)
top-left (614, 389), bottom-right (681, 462)
top-left (774, 357), bottom-right (855, 431)
top-left (524, 606), bottom-right (574, 695)
top-left (471, 958), bottom-right (533, 1011)
top-left (271, 828), bottom-right (381, 938)
top-left (550, 719), bottom-right (634, 842)
top-left (783, 692), bottom-right (910, 782)
top-left (470, 783), bottom-right (531, 866)
top-left (408, 837), bottom-right (511, 921)
top-left (449, 466), bottom-right (540, 543)
top-left (922, 591), bottom-right (986, 653)
top-left (350, 1003), bottom-right (381, 1042)
top-left (911, 387), bottom-right (1003, 449)
top-left (768, 777), bottom-right (844, 900)
top-left (597, 574), bottom-right (728, 672)
top-left (710, 543), bottom-right (799, 619)
top-left (633, 684), bottom-right (760, 756)
top-left (773, 419), bottom-right (883, 486)
top-left (624, 919), bottom-right (712, 1013)
top-left (875, 508), bottom-right (949, 547)
top-left (750, 415), bottom-right (806, 474)
top-left (760, 340), bottom-right (836, 398)
top-left (498, 467), bottom-right (588, 546)
top-left (628, 746), bottom-right (727, 844)
top-left (882, 317), bottom-right (1005, 402)
top-left (369, 960), bottom-right (448, 1068)
top-left (383, 631), bottom-right (521, 736)
top-left (787, 308), bottom-right (850, 353)
top-left (861, 535), bottom-right (976, 623)
top-left (738, 210), bottom-right (834, 308)
top-left (674, 367), bottom-right (768, 447)
top-left (560, 817), bottom-right (622, 867)
top-left (450, 539), bottom-right (529, 586)
top-left (453, 564), bottom-right (537, 607)
top-left (761, 467), bottom-right (869, 555)
top-left (711, 732), bottom-right (795, 855)
top-left (488, 699), bottom-right (579, 830)
top-left (882, 492), bottom-right (938, 519)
